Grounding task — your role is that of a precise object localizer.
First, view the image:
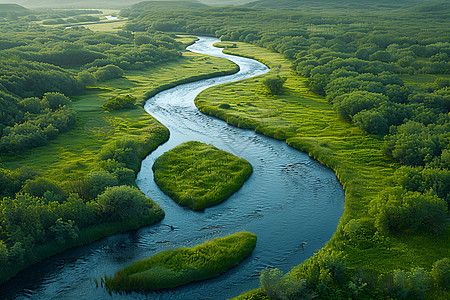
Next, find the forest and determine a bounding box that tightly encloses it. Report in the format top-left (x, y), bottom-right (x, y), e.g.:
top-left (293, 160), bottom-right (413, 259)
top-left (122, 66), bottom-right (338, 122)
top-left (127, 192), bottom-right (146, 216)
top-left (0, 0), bottom-right (449, 299)
top-left (0, 4), bottom-right (187, 283)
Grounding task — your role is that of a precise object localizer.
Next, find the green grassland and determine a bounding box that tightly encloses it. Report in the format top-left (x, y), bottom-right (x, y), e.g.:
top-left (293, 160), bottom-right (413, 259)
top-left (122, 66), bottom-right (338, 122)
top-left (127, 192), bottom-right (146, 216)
top-left (195, 41), bottom-right (450, 297)
top-left (39, 9), bottom-right (127, 30)
top-left (153, 141), bottom-right (253, 210)
top-left (0, 35), bottom-right (240, 285)
top-left (101, 232), bottom-right (257, 292)
top-left (0, 42), bottom-right (238, 185)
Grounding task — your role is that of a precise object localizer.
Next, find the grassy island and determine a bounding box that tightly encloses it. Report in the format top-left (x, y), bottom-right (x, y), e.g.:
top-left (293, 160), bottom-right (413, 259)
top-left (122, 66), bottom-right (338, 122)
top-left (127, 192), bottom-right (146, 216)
top-left (0, 30), bottom-right (238, 285)
top-left (153, 141), bottom-right (253, 210)
top-left (101, 232), bottom-right (257, 292)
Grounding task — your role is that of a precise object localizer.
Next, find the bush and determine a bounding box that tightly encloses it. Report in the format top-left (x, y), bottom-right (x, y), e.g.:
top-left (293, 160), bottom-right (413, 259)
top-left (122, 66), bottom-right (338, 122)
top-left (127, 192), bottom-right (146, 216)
top-left (98, 138), bottom-right (140, 172)
top-left (42, 92), bottom-right (71, 111)
top-left (87, 171), bottom-right (118, 198)
top-left (392, 268), bottom-right (430, 299)
top-left (102, 95), bottom-right (136, 111)
top-left (76, 70), bottom-right (96, 87)
top-left (352, 109), bottom-right (389, 135)
top-left (260, 268), bottom-right (312, 300)
top-left (291, 251), bottom-right (347, 294)
top-left (96, 185), bottom-right (153, 221)
top-left (332, 91), bottom-right (387, 120)
top-left (21, 177), bottom-right (65, 198)
top-left (369, 187), bottom-right (447, 235)
top-left (431, 258), bottom-right (450, 290)
top-left (262, 75), bottom-right (287, 95)
top-left (93, 64), bottom-right (124, 82)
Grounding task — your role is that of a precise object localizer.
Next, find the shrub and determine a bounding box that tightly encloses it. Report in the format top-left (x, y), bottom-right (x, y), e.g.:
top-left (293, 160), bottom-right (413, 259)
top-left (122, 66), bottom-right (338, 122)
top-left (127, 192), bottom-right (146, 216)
top-left (102, 95), bottom-right (136, 111)
top-left (96, 185), bottom-right (154, 221)
top-left (431, 258), bottom-right (450, 290)
top-left (352, 109), bottom-right (389, 135)
top-left (76, 70), bottom-right (96, 87)
top-left (291, 251), bottom-right (347, 293)
top-left (98, 138), bottom-right (140, 172)
top-left (93, 64), bottom-right (124, 82)
top-left (392, 268), bottom-right (430, 299)
top-left (42, 92), bottom-right (71, 111)
top-left (87, 170), bottom-right (119, 198)
top-left (21, 177), bottom-right (65, 198)
top-left (260, 268), bottom-right (312, 300)
top-left (332, 91), bottom-right (387, 120)
top-left (262, 75), bottom-right (287, 95)
top-left (369, 187), bottom-right (447, 235)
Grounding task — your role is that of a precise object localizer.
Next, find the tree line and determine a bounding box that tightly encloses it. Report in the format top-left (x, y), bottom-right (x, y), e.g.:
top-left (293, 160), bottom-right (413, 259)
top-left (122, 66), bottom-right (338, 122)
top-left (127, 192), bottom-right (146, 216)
top-left (0, 11), bottom-right (183, 283)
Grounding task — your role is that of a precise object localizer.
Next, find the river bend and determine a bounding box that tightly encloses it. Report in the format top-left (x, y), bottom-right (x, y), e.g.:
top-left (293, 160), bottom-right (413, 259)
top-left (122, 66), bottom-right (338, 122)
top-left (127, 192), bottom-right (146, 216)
top-left (3, 37), bottom-right (344, 300)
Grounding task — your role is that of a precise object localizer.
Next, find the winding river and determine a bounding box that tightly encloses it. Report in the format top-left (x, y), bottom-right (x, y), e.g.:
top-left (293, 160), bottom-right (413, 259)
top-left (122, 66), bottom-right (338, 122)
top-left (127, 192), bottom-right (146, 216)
top-left (2, 37), bottom-right (344, 299)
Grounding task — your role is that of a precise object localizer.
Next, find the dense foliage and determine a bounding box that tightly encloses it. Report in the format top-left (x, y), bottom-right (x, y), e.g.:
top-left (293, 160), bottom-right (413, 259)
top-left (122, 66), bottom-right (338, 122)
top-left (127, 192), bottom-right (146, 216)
top-left (0, 136), bottom-right (166, 282)
top-left (123, 1), bottom-right (449, 169)
top-left (0, 10), bottom-right (192, 284)
top-left (152, 141), bottom-right (253, 210)
top-left (120, 1), bottom-right (449, 298)
top-left (101, 232), bottom-right (257, 292)
top-left (0, 18), bottom-right (182, 154)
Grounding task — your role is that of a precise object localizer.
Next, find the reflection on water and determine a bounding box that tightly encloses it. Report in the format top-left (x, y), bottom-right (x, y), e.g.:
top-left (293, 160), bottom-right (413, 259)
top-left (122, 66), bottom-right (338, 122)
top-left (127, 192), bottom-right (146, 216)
top-left (2, 37), bottom-right (344, 300)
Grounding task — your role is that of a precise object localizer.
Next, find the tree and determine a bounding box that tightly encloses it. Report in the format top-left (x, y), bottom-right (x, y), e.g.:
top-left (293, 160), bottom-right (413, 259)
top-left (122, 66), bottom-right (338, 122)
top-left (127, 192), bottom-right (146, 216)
top-left (102, 95), bottom-right (136, 111)
top-left (262, 75), bottom-right (287, 95)
top-left (76, 70), bottom-right (96, 87)
top-left (332, 91), bottom-right (387, 120)
top-left (96, 185), bottom-right (151, 221)
top-left (435, 77), bottom-right (450, 90)
top-left (93, 65), bottom-right (124, 82)
top-left (370, 187), bottom-right (447, 235)
top-left (42, 92), bottom-right (70, 111)
top-left (431, 258), bottom-right (450, 290)
top-left (21, 177), bottom-right (65, 198)
top-left (353, 110), bottom-right (389, 135)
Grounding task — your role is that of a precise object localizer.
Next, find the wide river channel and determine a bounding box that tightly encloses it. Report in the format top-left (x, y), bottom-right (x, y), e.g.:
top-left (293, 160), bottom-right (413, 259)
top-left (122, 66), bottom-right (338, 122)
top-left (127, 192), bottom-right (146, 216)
top-left (3, 37), bottom-right (345, 299)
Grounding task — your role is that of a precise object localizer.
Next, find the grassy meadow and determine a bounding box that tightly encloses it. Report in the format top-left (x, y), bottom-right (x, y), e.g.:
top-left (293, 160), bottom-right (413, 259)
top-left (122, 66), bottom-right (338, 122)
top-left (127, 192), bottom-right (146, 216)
top-left (0, 41), bottom-right (238, 184)
top-left (195, 41), bottom-right (449, 297)
top-left (101, 232), bottom-right (257, 292)
top-left (153, 141), bottom-right (253, 210)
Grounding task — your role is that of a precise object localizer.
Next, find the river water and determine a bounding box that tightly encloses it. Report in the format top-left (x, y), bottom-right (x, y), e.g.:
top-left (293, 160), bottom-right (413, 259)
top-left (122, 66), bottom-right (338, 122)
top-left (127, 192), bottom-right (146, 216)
top-left (2, 37), bottom-right (344, 299)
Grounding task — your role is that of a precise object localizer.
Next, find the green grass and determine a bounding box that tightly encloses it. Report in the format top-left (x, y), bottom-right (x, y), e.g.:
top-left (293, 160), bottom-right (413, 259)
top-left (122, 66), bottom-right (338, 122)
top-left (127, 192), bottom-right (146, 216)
top-left (0, 46), bottom-right (238, 186)
top-left (101, 232), bottom-right (257, 292)
top-left (0, 35), bottom-right (240, 285)
top-left (195, 41), bottom-right (449, 298)
top-left (153, 141), bottom-right (253, 210)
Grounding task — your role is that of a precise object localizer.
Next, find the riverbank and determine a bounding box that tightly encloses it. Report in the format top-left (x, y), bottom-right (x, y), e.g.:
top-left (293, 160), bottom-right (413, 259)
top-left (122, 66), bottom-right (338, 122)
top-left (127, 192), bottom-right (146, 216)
top-left (0, 36), bottom-right (240, 285)
top-left (195, 41), bottom-right (449, 298)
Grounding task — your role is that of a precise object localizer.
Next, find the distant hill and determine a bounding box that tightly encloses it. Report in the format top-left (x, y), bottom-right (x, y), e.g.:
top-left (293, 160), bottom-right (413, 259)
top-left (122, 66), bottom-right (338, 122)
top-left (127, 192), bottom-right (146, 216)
top-left (243, 0), bottom-right (442, 11)
top-left (0, 0), bottom-right (251, 9)
top-left (129, 1), bottom-right (207, 11)
top-left (0, 3), bottom-right (28, 12)
top-left (0, 0), bottom-right (199, 9)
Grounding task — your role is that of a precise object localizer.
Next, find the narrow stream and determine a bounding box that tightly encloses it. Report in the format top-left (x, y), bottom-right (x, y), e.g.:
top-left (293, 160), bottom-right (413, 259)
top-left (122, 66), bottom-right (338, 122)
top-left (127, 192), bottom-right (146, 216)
top-left (2, 37), bottom-right (344, 299)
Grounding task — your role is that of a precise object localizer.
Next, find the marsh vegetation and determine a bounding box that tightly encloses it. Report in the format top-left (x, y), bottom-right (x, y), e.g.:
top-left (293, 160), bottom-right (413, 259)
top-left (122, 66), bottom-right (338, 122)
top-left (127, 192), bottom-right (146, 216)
top-left (153, 141), bottom-right (253, 210)
top-left (101, 232), bottom-right (257, 292)
top-left (0, 0), bottom-right (449, 298)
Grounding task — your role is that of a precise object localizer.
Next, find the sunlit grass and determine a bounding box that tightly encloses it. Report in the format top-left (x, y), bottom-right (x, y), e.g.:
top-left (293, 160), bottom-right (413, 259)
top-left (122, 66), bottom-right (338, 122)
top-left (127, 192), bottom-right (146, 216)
top-left (196, 41), bottom-right (449, 282)
top-left (153, 141), bottom-right (253, 210)
top-left (101, 232), bottom-right (257, 291)
top-left (0, 45), bottom-right (238, 188)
